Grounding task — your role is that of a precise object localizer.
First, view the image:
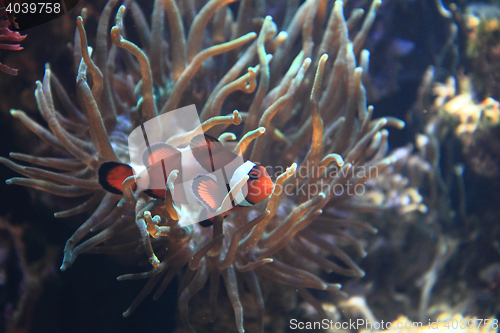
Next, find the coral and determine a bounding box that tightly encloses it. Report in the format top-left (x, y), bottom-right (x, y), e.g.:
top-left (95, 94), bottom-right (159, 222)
top-left (432, 74), bottom-right (500, 177)
top-left (0, 0), bottom-right (26, 75)
top-left (464, 3), bottom-right (500, 101)
top-left (362, 50), bottom-right (500, 333)
top-left (0, 0), bottom-right (416, 331)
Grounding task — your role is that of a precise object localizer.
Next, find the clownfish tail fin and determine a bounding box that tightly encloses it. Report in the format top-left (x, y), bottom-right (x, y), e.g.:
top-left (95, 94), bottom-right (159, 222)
top-left (98, 161), bottom-right (135, 195)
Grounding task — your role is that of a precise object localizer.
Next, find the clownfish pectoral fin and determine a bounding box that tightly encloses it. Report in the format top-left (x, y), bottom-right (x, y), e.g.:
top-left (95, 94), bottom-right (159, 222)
top-left (98, 161), bottom-right (136, 195)
top-left (190, 134), bottom-right (239, 172)
top-left (142, 142), bottom-right (180, 168)
top-left (191, 175), bottom-right (227, 213)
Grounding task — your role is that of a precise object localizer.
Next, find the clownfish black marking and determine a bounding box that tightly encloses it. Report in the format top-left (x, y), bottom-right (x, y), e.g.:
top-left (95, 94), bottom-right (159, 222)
top-left (98, 134), bottom-right (275, 225)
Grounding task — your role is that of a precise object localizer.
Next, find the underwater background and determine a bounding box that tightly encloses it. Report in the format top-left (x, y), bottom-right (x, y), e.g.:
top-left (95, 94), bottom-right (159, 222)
top-left (0, 0), bottom-right (500, 332)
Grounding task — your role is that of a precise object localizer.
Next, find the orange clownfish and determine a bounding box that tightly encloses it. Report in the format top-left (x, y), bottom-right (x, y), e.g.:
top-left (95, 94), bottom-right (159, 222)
top-left (98, 134), bottom-right (274, 226)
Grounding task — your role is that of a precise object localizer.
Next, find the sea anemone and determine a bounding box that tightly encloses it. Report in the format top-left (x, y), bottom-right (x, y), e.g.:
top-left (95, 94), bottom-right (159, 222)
top-left (1, 0), bottom-right (411, 331)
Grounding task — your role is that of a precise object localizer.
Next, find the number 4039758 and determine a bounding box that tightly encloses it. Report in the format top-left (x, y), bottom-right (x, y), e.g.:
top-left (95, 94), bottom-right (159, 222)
top-left (5, 2), bottom-right (61, 14)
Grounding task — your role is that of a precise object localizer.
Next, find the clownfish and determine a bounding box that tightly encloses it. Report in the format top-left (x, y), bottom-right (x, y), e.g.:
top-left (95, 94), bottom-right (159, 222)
top-left (98, 134), bottom-right (274, 226)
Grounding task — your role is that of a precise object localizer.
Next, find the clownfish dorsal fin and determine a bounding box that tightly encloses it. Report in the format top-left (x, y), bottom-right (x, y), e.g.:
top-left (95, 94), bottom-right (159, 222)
top-left (191, 175), bottom-right (227, 213)
top-left (142, 142), bottom-right (179, 168)
top-left (190, 134), bottom-right (239, 172)
top-left (98, 161), bottom-right (135, 195)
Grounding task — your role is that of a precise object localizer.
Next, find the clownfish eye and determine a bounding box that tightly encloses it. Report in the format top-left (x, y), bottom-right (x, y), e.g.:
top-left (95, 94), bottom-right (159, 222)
top-left (249, 172), bottom-right (259, 181)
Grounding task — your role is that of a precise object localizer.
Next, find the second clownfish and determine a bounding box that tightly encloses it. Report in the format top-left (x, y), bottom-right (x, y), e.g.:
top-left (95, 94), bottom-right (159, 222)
top-left (98, 134), bottom-right (274, 226)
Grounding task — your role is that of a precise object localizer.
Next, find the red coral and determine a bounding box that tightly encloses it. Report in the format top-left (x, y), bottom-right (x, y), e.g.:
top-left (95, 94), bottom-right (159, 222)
top-left (0, 0), bottom-right (26, 75)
